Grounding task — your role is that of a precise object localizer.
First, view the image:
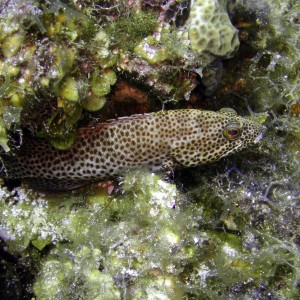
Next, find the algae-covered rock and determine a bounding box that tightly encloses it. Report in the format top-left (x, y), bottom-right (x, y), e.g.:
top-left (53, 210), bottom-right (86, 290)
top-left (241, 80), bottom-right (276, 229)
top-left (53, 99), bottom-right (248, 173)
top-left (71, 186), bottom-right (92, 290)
top-left (0, 171), bottom-right (202, 299)
top-left (224, 0), bottom-right (300, 112)
top-left (33, 244), bottom-right (120, 300)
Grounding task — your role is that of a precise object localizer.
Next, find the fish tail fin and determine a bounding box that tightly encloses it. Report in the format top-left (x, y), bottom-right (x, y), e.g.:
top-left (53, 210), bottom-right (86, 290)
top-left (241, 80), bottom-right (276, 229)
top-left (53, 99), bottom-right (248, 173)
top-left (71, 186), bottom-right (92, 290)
top-left (0, 153), bottom-right (14, 178)
top-left (0, 128), bottom-right (48, 180)
top-left (0, 157), bottom-right (6, 178)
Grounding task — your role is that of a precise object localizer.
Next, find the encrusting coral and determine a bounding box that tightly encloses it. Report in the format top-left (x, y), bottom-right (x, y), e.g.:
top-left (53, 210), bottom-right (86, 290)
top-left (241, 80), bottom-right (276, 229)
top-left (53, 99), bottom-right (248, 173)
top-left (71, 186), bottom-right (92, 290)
top-left (189, 0), bottom-right (240, 63)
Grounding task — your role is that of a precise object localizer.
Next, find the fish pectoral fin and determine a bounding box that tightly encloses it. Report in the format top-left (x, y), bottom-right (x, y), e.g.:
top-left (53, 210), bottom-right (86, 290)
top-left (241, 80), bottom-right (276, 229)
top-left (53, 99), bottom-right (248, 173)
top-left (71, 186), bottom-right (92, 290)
top-left (170, 142), bottom-right (200, 167)
top-left (23, 178), bottom-right (91, 191)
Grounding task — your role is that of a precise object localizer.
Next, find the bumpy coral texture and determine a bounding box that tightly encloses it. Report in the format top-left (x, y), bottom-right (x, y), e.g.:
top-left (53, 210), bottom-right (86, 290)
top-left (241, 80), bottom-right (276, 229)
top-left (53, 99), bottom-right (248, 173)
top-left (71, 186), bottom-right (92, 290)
top-left (189, 0), bottom-right (240, 62)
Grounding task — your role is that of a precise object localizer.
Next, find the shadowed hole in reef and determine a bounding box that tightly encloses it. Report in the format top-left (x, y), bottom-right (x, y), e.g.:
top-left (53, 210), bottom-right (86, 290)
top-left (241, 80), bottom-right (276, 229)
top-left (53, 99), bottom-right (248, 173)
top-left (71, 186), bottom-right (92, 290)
top-left (2, 179), bottom-right (22, 191)
top-left (0, 241), bottom-right (35, 300)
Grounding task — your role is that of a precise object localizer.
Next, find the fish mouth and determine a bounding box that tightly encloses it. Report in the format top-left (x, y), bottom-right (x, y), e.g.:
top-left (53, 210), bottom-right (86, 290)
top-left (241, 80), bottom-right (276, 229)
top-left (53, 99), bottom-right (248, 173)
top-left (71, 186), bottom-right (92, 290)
top-left (254, 132), bottom-right (264, 143)
top-left (254, 125), bottom-right (267, 143)
top-left (220, 141), bottom-right (244, 159)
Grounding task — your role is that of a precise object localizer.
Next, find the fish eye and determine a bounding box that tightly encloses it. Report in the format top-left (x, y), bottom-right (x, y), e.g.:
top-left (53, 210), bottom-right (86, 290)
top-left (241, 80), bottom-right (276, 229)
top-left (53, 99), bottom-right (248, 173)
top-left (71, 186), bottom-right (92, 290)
top-left (223, 124), bottom-right (242, 140)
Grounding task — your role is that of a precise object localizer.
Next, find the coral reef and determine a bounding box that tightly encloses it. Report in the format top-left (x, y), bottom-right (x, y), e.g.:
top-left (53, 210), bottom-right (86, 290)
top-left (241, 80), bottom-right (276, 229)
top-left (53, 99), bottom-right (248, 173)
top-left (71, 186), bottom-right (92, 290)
top-left (0, 0), bottom-right (299, 299)
top-left (0, 0), bottom-right (242, 152)
top-left (189, 0), bottom-right (240, 63)
top-left (0, 172), bottom-right (202, 299)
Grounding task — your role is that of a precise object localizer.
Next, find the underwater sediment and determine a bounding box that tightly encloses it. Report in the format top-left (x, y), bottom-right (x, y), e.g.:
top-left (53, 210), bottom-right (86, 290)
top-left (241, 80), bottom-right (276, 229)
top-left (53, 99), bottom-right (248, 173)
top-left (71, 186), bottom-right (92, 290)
top-left (0, 0), bottom-right (299, 299)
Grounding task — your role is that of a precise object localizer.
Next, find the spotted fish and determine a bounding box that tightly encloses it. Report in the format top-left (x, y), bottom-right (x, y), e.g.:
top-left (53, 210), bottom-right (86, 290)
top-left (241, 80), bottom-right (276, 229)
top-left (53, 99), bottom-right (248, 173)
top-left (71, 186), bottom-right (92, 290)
top-left (0, 109), bottom-right (264, 190)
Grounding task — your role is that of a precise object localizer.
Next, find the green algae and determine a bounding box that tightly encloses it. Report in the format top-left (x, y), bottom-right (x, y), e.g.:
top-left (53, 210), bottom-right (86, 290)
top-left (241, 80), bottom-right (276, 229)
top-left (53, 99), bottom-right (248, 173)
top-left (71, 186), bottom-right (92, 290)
top-left (0, 117), bottom-right (10, 152)
top-left (0, 0), bottom-right (118, 150)
top-left (135, 36), bottom-right (170, 64)
top-left (59, 77), bottom-right (80, 102)
top-left (1, 31), bottom-right (25, 58)
top-left (134, 27), bottom-right (189, 65)
top-left (105, 10), bottom-right (159, 51)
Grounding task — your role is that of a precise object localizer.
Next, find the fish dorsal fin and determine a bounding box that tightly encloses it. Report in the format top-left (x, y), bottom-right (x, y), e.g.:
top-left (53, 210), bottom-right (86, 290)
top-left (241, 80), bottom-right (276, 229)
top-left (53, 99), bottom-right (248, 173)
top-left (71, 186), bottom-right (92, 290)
top-left (77, 113), bottom-right (155, 136)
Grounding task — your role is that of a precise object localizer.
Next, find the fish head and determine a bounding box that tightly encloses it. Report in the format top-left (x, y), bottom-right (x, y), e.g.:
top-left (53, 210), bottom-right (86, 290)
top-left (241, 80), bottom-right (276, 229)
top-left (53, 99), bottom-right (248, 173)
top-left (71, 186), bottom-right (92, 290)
top-left (195, 108), bottom-right (265, 163)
